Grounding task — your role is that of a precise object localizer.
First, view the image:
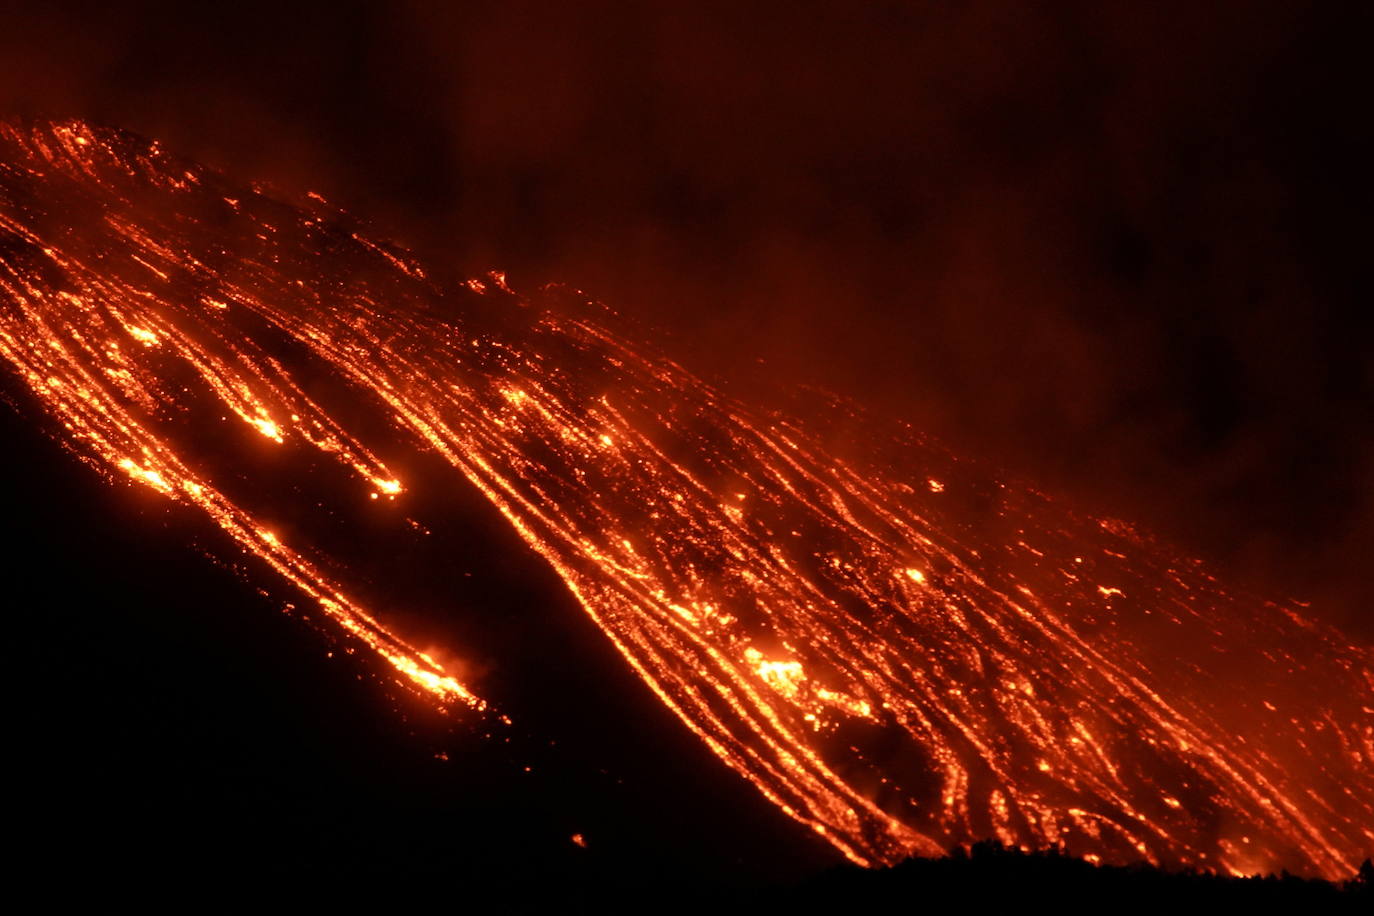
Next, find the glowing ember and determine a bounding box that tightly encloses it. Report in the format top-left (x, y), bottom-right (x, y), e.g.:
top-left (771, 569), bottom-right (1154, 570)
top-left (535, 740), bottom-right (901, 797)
top-left (1, 121), bottom-right (1369, 878)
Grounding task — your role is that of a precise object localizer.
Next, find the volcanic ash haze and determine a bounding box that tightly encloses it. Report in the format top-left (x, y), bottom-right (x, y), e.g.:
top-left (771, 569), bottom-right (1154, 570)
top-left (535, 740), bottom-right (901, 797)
top-left (0, 120), bottom-right (1370, 878)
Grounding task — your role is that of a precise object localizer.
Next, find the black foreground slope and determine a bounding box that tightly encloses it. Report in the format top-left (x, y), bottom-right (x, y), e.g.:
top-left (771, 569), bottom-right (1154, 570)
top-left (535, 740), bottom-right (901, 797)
top-left (1, 397), bottom-right (833, 893)
top-left (2, 271), bottom-right (1367, 916)
top-left (6, 422), bottom-right (1367, 910)
top-left (793, 843), bottom-right (1371, 910)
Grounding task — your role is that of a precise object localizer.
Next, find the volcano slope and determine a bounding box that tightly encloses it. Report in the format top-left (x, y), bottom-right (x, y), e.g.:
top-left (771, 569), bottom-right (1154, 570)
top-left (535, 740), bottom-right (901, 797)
top-left (1, 120), bottom-right (1370, 884)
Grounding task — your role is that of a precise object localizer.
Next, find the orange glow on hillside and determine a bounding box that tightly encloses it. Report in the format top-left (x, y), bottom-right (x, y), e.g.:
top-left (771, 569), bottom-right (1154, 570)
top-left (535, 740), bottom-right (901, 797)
top-left (0, 121), bottom-right (1369, 878)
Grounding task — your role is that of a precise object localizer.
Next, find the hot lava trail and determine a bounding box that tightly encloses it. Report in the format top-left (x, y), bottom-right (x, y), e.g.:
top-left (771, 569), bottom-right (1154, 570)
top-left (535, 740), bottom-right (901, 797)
top-left (0, 121), bottom-right (1369, 878)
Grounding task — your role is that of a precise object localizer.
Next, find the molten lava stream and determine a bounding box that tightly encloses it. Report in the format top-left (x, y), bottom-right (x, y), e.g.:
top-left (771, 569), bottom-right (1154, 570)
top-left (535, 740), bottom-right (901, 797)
top-left (0, 120), bottom-right (1369, 878)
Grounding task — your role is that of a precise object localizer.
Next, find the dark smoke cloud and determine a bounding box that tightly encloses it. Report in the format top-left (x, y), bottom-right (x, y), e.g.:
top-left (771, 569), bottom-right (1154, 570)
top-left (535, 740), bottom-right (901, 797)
top-left (2, 0), bottom-right (1369, 637)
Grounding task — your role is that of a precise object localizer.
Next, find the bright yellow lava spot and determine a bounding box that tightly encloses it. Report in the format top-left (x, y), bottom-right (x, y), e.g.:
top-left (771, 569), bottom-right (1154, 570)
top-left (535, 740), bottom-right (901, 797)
top-left (117, 458), bottom-right (172, 493)
top-left (252, 417), bottom-right (283, 441)
top-left (127, 326), bottom-right (158, 345)
top-left (745, 648), bottom-right (806, 699)
top-left (599, 434), bottom-right (613, 446)
top-left (905, 568), bottom-right (926, 584)
top-left (758, 661), bottom-right (805, 696)
top-left (384, 654), bottom-right (475, 703)
top-left (375, 478), bottom-right (403, 495)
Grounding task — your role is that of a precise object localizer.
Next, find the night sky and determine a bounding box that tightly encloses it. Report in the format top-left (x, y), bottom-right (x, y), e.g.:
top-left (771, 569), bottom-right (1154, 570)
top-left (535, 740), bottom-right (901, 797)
top-left (2, 1), bottom-right (1370, 897)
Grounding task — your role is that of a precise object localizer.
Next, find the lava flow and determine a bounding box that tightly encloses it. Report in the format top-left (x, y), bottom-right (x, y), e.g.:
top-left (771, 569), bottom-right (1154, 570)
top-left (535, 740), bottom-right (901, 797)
top-left (1, 120), bottom-right (1369, 878)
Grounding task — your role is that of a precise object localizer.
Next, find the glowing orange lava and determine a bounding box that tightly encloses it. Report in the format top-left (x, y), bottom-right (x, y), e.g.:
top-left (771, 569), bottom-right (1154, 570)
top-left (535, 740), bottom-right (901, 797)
top-left (1, 121), bottom-right (1369, 878)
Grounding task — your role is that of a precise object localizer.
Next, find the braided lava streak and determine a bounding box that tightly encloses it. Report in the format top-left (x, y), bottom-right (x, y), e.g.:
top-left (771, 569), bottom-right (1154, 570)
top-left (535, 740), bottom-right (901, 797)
top-left (1, 121), bottom-right (1369, 877)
